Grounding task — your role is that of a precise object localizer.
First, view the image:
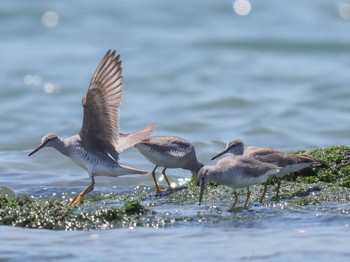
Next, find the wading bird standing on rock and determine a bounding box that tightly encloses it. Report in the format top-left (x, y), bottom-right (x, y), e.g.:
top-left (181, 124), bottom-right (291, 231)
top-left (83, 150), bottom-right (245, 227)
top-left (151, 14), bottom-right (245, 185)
top-left (29, 50), bottom-right (155, 205)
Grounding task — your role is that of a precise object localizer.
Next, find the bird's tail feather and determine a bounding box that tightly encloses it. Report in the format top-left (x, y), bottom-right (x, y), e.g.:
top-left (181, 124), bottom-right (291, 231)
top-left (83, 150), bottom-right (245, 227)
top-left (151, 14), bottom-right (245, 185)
top-left (118, 164), bottom-right (148, 176)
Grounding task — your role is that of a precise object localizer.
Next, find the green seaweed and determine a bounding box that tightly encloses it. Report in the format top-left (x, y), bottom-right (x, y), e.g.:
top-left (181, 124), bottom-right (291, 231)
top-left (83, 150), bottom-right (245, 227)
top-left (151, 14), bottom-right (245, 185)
top-left (0, 145), bottom-right (349, 230)
top-left (0, 195), bottom-right (148, 230)
top-left (287, 145), bottom-right (350, 184)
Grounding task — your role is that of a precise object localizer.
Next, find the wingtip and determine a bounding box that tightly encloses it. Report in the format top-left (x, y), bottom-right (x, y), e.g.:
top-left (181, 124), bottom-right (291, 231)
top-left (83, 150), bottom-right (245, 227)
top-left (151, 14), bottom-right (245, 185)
top-left (148, 122), bottom-right (158, 132)
top-left (138, 122), bottom-right (157, 140)
top-left (105, 49), bottom-right (116, 56)
top-left (114, 123), bottom-right (157, 153)
top-left (103, 49), bottom-right (120, 63)
top-left (137, 122), bottom-right (157, 138)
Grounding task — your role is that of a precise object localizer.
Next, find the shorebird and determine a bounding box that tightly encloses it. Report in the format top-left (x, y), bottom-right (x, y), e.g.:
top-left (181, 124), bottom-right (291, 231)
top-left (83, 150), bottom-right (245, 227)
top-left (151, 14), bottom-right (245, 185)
top-left (198, 155), bottom-right (281, 211)
top-left (211, 139), bottom-right (322, 202)
top-left (134, 136), bottom-right (204, 193)
top-left (28, 50), bottom-right (155, 205)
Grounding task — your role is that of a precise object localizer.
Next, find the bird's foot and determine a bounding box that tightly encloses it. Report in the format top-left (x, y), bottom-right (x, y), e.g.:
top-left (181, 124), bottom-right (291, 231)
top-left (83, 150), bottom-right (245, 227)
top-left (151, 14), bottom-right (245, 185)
top-left (69, 195), bottom-right (84, 206)
top-left (259, 196), bottom-right (265, 203)
top-left (228, 206), bottom-right (237, 212)
top-left (271, 193), bottom-right (281, 201)
top-left (155, 188), bottom-right (166, 194)
top-left (228, 206), bottom-right (247, 212)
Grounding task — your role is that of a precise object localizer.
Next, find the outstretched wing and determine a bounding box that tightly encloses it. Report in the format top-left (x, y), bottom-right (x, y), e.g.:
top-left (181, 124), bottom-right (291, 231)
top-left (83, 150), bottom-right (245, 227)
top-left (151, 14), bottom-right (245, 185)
top-left (79, 50), bottom-right (122, 159)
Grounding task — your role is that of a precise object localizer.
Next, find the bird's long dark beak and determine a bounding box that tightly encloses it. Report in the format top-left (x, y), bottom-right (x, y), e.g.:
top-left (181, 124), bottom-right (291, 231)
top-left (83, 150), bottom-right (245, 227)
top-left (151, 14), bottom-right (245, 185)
top-left (28, 143), bottom-right (45, 156)
top-left (211, 149), bottom-right (228, 161)
top-left (198, 176), bottom-right (205, 205)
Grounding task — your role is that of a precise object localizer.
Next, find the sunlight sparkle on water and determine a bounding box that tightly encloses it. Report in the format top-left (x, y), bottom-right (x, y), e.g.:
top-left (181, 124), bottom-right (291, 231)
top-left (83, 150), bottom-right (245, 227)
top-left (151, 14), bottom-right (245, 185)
top-left (338, 2), bottom-right (350, 19)
top-left (24, 74), bottom-right (42, 86)
top-left (44, 83), bottom-right (59, 93)
top-left (177, 177), bottom-right (190, 186)
top-left (233, 0), bottom-right (251, 16)
top-left (42, 11), bottom-right (59, 28)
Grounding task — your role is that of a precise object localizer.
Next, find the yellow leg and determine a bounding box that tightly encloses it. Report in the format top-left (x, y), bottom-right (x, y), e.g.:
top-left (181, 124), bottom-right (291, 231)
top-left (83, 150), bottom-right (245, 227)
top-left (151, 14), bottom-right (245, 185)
top-left (161, 167), bottom-right (173, 191)
top-left (151, 165), bottom-right (164, 193)
top-left (244, 187), bottom-right (251, 208)
top-left (260, 182), bottom-right (268, 203)
top-left (274, 177), bottom-right (281, 201)
top-left (228, 191), bottom-right (238, 212)
top-left (69, 176), bottom-right (95, 206)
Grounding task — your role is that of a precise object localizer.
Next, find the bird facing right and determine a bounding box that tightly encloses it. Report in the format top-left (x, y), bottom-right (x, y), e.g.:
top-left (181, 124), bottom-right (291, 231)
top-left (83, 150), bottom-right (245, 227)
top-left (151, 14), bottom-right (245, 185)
top-left (135, 136), bottom-right (204, 193)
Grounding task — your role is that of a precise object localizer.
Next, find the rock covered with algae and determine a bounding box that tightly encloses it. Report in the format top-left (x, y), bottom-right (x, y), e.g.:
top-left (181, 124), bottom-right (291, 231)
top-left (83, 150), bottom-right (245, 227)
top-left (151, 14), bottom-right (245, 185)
top-left (0, 145), bottom-right (349, 230)
top-left (289, 146), bottom-right (350, 185)
top-left (0, 195), bottom-right (148, 230)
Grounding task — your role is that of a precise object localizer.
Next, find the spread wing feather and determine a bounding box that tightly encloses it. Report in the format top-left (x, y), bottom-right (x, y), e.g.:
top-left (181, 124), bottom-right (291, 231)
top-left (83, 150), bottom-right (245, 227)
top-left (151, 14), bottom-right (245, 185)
top-left (79, 50), bottom-right (122, 159)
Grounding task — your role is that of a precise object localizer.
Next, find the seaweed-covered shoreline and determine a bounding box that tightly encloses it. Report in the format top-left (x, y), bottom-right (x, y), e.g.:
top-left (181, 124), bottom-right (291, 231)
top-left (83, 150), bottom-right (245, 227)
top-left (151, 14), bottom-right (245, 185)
top-left (1, 146), bottom-right (349, 230)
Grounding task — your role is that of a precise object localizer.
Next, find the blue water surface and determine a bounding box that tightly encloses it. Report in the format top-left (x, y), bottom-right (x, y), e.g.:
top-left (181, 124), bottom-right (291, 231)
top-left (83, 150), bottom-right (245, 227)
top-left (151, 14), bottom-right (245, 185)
top-left (1, 0), bottom-right (350, 260)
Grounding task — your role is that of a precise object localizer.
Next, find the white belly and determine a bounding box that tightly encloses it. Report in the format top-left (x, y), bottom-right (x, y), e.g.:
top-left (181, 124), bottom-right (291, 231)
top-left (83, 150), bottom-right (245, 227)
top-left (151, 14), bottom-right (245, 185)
top-left (136, 145), bottom-right (189, 168)
top-left (276, 163), bottom-right (313, 178)
top-left (69, 152), bottom-right (114, 177)
top-left (215, 171), bottom-right (271, 189)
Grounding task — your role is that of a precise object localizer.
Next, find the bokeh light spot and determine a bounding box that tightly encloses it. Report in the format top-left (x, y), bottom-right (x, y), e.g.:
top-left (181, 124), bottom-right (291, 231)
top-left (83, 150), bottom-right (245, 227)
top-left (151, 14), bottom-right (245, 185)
top-left (24, 74), bottom-right (42, 86)
top-left (233, 0), bottom-right (251, 16)
top-left (338, 2), bottom-right (350, 19)
top-left (42, 11), bottom-right (59, 27)
top-left (44, 83), bottom-right (56, 93)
